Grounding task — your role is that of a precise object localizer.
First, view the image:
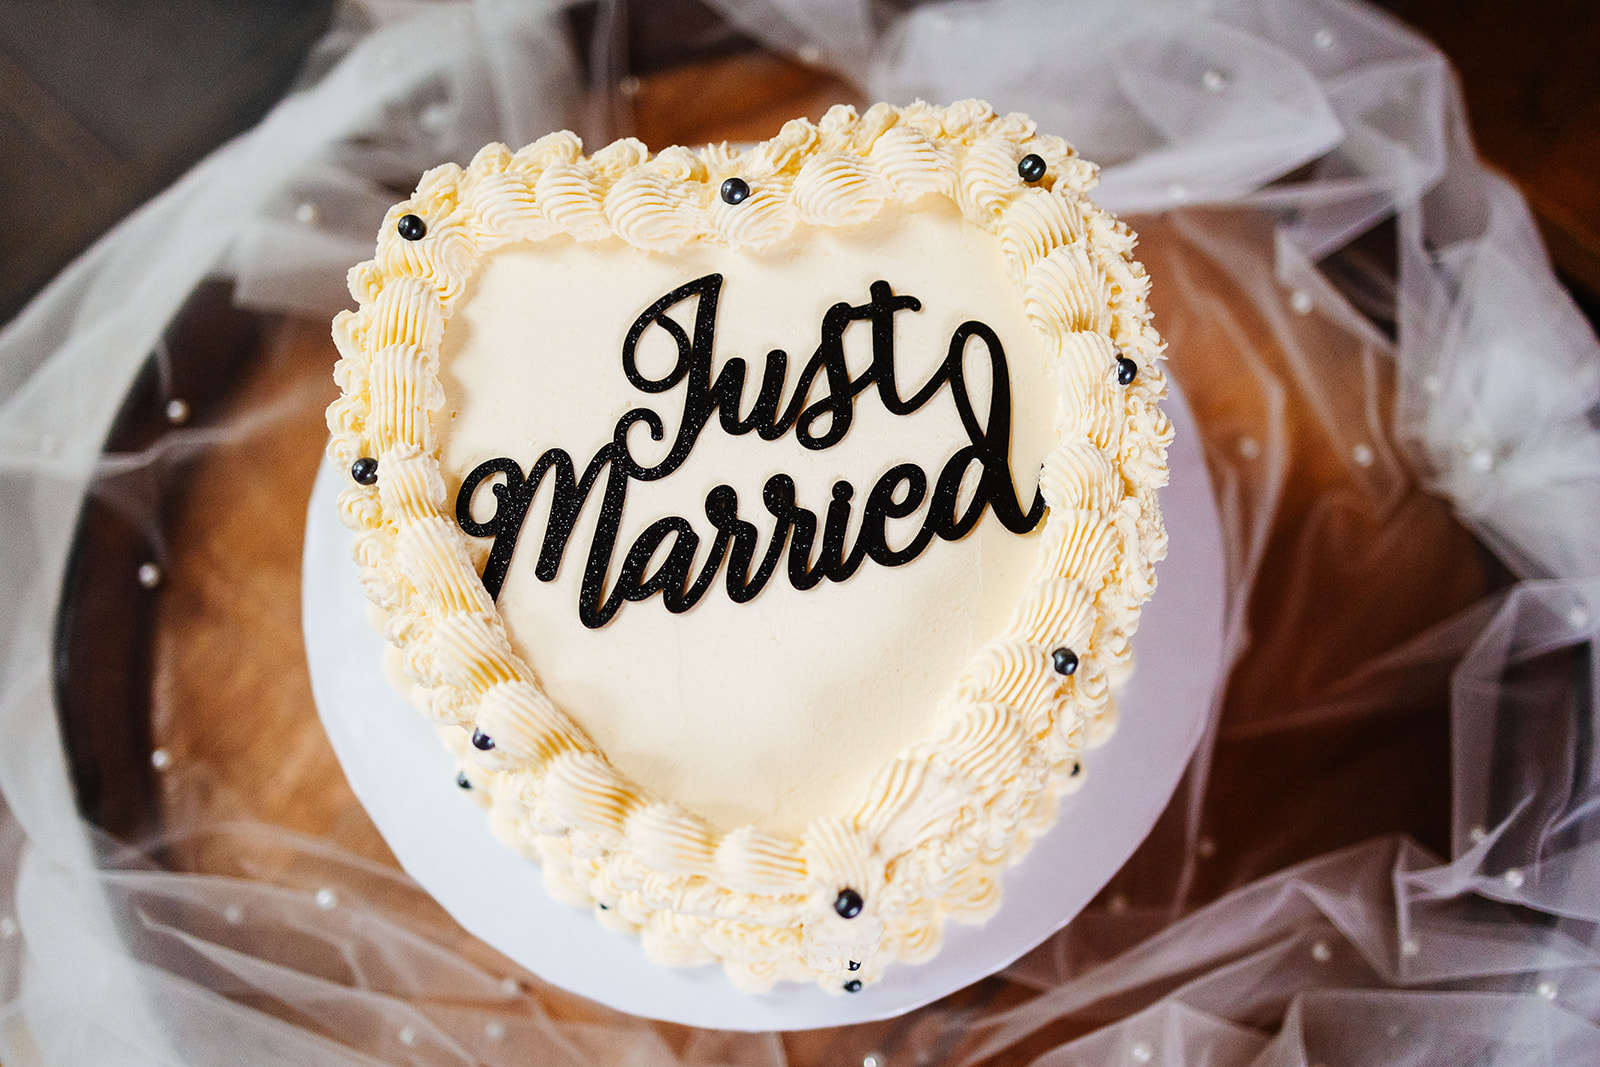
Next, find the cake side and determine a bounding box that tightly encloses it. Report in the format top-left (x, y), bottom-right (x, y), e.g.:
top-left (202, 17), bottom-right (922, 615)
top-left (325, 100), bottom-right (1170, 993)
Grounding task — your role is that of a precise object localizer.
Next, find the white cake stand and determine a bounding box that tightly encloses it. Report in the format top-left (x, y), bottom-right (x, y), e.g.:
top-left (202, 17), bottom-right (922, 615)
top-left (302, 381), bottom-right (1225, 1031)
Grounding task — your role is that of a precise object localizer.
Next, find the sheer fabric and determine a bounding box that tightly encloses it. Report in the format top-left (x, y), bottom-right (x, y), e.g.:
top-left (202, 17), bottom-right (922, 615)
top-left (2, 1), bottom-right (1598, 1063)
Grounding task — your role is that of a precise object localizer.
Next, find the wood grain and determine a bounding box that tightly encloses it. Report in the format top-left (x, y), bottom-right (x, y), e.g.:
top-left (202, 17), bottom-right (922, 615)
top-left (132, 53), bottom-right (1498, 1059)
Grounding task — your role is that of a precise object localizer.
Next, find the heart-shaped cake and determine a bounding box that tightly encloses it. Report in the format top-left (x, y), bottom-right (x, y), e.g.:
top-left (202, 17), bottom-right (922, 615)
top-left (326, 99), bottom-right (1170, 993)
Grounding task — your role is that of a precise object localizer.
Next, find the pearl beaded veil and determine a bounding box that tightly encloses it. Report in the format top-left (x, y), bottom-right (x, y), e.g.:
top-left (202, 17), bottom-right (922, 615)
top-left (1, 0), bottom-right (1598, 1062)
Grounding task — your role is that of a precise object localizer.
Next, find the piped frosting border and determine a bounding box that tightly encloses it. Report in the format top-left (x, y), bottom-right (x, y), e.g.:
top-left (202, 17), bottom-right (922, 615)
top-left (326, 99), bottom-right (1170, 993)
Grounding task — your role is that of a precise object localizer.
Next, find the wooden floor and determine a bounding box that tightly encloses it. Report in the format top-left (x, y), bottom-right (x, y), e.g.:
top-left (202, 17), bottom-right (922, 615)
top-left (0, 0), bottom-right (333, 325)
top-left (2, 0), bottom-right (1597, 326)
top-left (17, 6), bottom-right (1591, 1061)
top-left (1385, 0), bottom-right (1600, 310)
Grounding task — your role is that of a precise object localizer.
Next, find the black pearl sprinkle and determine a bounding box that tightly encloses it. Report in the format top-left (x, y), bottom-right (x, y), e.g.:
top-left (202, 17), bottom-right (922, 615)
top-left (396, 213), bottom-right (427, 241)
top-left (720, 177), bottom-right (751, 205)
top-left (844, 979), bottom-right (863, 993)
top-left (834, 888), bottom-right (864, 919)
top-left (1052, 647), bottom-right (1079, 676)
top-left (1069, 760), bottom-right (1083, 778)
top-left (456, 772), bottom-right (471, 789)
top-left (847, 960), bottom-right (861, 972)
top-left (471, 727), bottom-right (496, 751)
top-left (597, 902), bottom-right (609, 910)
top-left (1116, 354), bottom-right (1139, 385)
top-left (1018, 153), bottom-right (1047, 183)
top-left (351, 457), bottom-right (378, 485)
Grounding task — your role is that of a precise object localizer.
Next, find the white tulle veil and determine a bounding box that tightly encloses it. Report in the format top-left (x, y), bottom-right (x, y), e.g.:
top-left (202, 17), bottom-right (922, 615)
top-left (2, 0), bottom-right (1598, 1062)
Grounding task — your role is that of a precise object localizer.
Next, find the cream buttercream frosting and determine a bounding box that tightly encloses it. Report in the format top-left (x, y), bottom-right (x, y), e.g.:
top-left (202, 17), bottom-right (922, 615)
top-left (327, 99), bottom-right (1170, 993)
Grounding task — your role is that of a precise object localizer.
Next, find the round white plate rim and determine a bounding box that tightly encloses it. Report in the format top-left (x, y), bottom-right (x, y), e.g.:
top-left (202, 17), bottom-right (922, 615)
top-left (302, 379), bottom-right (1225, 1031)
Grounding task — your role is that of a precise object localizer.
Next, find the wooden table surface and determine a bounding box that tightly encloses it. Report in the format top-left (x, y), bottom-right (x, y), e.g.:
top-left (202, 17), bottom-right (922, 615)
top-left (107, 55), bottom-right (1501, 1063)
top-left (4, 1), bottom-right (1597, 327)
top-left (21, 10), bottom-right (1559, 1062)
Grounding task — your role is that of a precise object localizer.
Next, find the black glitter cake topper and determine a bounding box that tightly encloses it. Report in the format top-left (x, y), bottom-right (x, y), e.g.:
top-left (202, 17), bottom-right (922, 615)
top-left (454, 272), bottom-right (1045, 628)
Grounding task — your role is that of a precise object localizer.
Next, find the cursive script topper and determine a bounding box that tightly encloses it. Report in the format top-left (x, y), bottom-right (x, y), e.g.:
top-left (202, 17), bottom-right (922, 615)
top-left (454, 273), bottom-right (1044, 629)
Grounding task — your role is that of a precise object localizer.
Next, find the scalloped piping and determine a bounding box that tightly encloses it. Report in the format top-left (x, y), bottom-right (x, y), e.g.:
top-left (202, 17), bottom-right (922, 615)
top-left (326, 99), bottom-right (1170, 993)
